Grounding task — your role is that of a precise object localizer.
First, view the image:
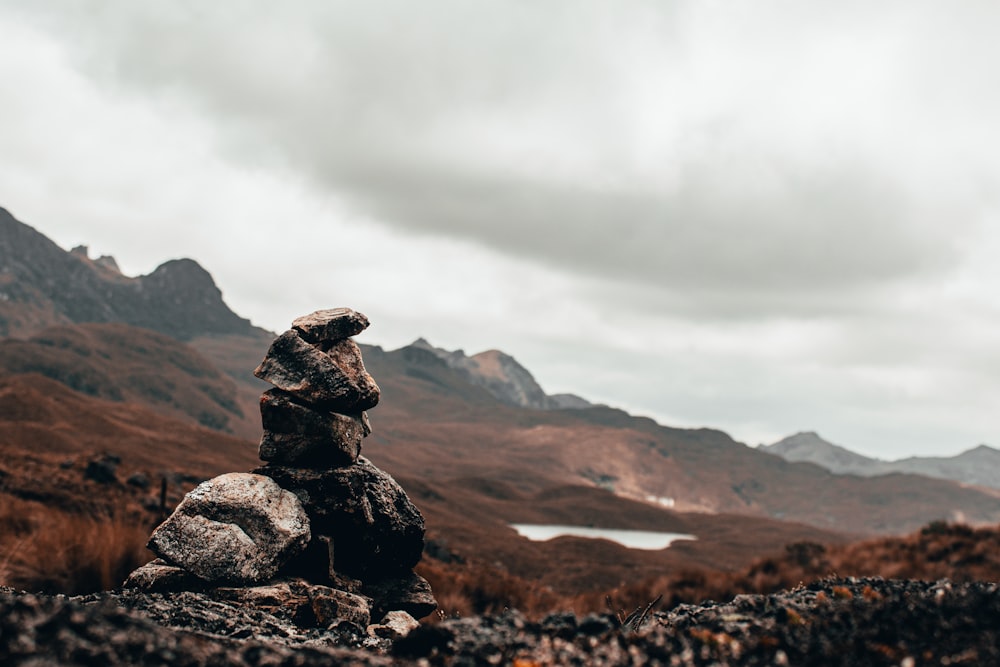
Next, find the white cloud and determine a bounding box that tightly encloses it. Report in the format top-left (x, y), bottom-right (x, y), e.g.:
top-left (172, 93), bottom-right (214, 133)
top-left (2, 1), bottom-right (999, 457)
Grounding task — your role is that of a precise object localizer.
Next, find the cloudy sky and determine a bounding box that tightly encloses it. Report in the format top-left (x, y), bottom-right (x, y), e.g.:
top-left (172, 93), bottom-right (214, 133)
top-left (2, 1), bottom-right (998, 459)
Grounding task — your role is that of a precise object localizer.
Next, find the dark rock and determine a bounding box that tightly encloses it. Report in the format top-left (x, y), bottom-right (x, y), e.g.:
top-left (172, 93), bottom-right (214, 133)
top-left (540, 611), bottom-right (578, 639)
top-left (329, 570), bottom-right (366, 595)
top-left (310, 587), bottom-right (373, 629)
top-left (424, 538), bottom-right (464, 564)
top-left (279, 533), bottom-right (338, 582)
top-left (84, 453), bottom-right (120, 484)
top-left (363, 572), bottom-right (438, 620)
top-left (210, 580), bottom-right (309, 616)
top-left (253, 457), bottom-right (425, 578)
top-left (258, 389), bottom-right (365, 468)
top-left (7, 577), bottom-right (1000, 665)
top-left (147, 473), bottom-right (310, 585)
top-left (279, 535), bottom-right (367, 596)
top-left (292, 308), bottom-right (370, 344)
top-left (254, 330), bottom-right (380, 412)
top-left (126, 472), bottom-right (151, 489)
top-left (577, 613), bottom-right (615, 636)
top-left (123, 558), bottom-right (204, 593)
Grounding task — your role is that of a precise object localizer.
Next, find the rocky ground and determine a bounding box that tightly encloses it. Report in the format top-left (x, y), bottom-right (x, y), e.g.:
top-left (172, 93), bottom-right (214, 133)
top-left (2, 576), bottom-right (999, 666)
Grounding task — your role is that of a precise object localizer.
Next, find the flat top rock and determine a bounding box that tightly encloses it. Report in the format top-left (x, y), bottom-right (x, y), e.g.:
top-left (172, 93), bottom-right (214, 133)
top-left (293, 308), bottom-right (370, 343)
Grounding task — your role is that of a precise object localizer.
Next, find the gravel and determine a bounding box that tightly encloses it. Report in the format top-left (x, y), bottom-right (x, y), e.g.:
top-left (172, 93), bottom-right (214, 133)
top-left (3, 577), bottom-right (999, 666)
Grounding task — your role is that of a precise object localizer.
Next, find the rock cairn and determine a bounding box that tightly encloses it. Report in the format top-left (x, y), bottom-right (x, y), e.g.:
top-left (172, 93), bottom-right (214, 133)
top-left (124, 308), bottom-right (436, 636)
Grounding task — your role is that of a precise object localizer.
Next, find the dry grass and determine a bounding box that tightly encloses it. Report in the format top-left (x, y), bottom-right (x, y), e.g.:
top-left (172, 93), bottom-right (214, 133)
top-left (420, 521), bottom-right (1000, 620)
top-left (0, 494), bottom-right (153, 594)
top-left (417, 558), bottom-right (564, 618)
top-left (3, 485), bottom-right (999, 621)
top-left (578, 521), bottom-right (1000, 616)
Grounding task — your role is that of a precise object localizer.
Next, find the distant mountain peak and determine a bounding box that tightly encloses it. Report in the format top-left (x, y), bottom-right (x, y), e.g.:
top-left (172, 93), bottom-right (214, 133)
top-left (402, 338), bottom-right (592, 411)
top-left (0, 207), bottom-right (262, 341)
top-left (764, 432), bottom-right (1000, 490)
top-left (761, 432), bottom-right (878, 473)
top-left (70, 244), bottom-right (121, 274)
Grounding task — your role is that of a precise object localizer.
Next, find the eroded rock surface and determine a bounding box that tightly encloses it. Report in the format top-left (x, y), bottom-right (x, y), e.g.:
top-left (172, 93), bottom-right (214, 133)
top-left (293, 307), bottom-right (370, 343)
top-left (123, 307), bottom-right (435, 634)
top-left (363, 572), bottom-right (438, 621)
top-left (5, 578), bottom-right (1000, 666)
top-left (258, 389), bottom-right (365, 467)
top-left (254, 457), bottom-right (425, 578)
top-left (147, 473), bottom-right (310, 584)
top-left (254, 330), bottom-right (379, 412)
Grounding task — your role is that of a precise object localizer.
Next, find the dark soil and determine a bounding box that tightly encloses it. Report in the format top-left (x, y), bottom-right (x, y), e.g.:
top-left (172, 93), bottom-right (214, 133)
top-left (3, 577), bottom-right (998, 666)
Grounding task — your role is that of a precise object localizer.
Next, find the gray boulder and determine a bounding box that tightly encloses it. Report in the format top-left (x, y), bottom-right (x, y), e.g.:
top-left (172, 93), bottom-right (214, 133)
top-left (292, 308), bottom-right (370, 344)
top-left (147, 473), bottom-right (310, 585)
top-left (258, 389), bottom-right (366, 468)
top-left (253, 458), bottom-right (425, 579)
top-left (254, 330), bottom-right (380, 412)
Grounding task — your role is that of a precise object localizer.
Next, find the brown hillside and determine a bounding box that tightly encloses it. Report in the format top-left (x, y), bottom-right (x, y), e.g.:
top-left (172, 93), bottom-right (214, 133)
top-left (3, 321), bottom-right (996, 597)
top-left (0, 370), bottom-right (846, 596)
top-left (356, 345), bottom-right (1000, 537)
top-left (0, 323), bottom-right (258, 437)
top-left (0, 373), bottom-right (258, 478)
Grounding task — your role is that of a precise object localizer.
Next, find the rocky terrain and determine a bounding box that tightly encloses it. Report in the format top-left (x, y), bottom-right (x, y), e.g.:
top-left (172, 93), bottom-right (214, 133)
top-left (2, 577), bottom-right (998, 665)
top-left (119, 309), bottom-right (436, 646)
top-left (4, 208), bottom-right (1000, 664)
top-left (763, 431), bottom-right (1000, 491)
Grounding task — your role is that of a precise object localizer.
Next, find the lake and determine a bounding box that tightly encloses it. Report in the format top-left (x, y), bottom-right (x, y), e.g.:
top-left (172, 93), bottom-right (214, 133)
top-left (510, 524), bottom-right (696, 550)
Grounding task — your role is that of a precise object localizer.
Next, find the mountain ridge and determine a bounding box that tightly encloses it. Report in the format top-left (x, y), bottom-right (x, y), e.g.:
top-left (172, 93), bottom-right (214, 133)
top-left (408, 337), bottom-right (592, 410)
top-left (0, 206), bottom-right (265, 341)
top-left (7, 205), bottom-right (1000, 593)
top-left (763, 431), bottom-right (1000, 490)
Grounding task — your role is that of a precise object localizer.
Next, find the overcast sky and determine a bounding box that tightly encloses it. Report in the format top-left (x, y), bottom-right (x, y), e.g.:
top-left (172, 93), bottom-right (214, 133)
top-left (2, 1), bottom-right (998, 459)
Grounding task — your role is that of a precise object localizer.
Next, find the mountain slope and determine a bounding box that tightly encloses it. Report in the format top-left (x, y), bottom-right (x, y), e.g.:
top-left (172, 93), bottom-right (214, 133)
top-left (0, 372), bottom-right (259, 516)
top-left (5, 206), bottom-right (1000, 593)
top-left (763, 432), bottom-right (1000, 490)
top-left (361, 344), bottom-right (1000, 537)
top-left (0, 207), bottom-right (263, 341)
top-left (409, 338), bottom-right (591, 409)
top-left (761, 431), bottom-right (879, 475)
top-left (0, 322), bottom-right (257, 437)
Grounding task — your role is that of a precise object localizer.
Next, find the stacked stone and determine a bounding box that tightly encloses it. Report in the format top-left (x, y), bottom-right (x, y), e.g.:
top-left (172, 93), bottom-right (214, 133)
top-left (124, 308), bottom-right (436, 636)
top-left (254, 308), bottom-right (377, 469)
top-left (251, 308), bottom-right (435, 621)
